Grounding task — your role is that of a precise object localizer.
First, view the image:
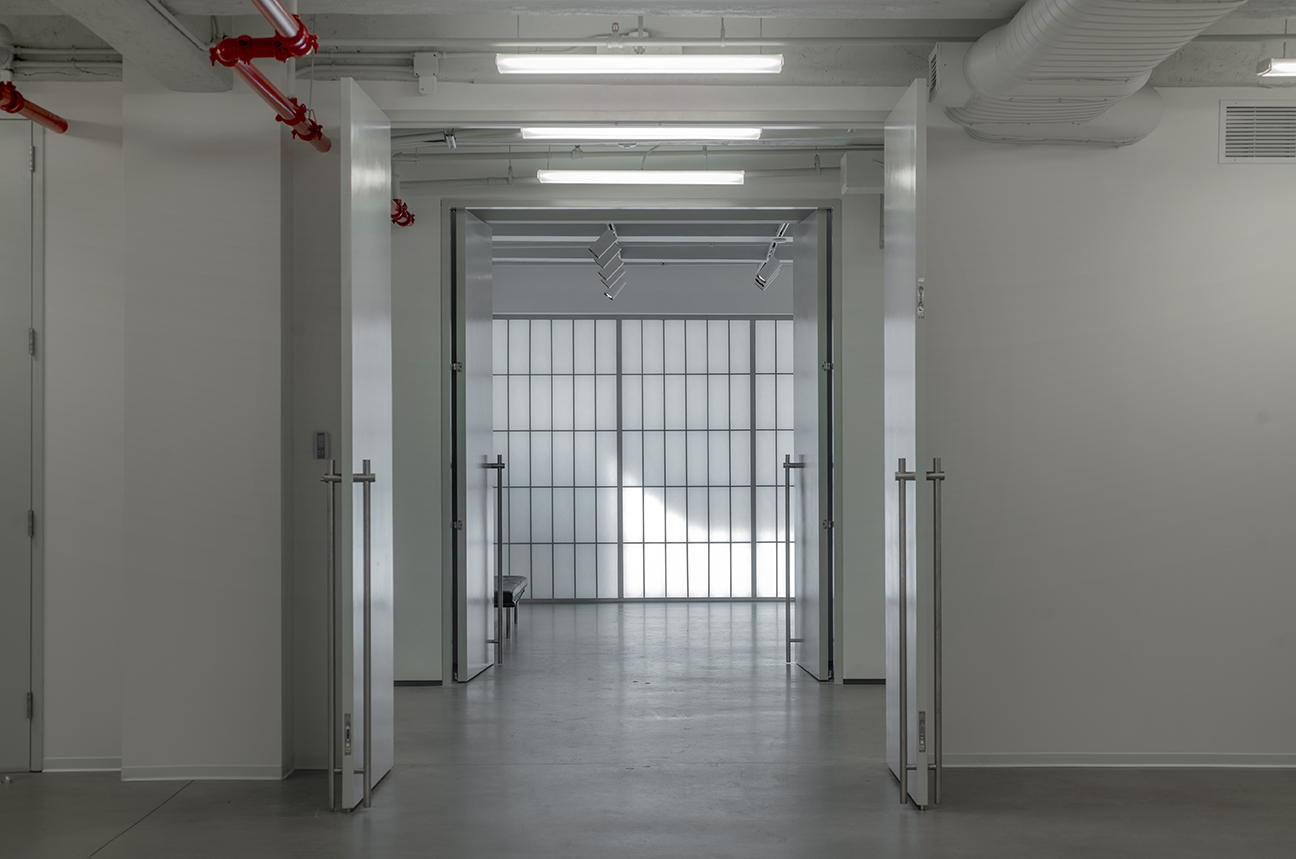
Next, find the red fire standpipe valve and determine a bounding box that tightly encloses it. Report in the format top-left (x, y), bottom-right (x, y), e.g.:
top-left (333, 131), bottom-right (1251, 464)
top-left (0, 83), bottom-right (68, 134)
top-left (211, 0), bottom-right (330, 152)
top-left (391, 199), bottom-right (415, 227)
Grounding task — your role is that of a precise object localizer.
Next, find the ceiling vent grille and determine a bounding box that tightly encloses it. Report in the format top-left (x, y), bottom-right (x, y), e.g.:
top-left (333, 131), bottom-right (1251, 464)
top-left (1220, 101), bottom-right (1296, 164)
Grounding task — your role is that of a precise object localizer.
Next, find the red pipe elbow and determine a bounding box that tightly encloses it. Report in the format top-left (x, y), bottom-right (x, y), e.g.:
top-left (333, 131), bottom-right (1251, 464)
top-left (0, 82), bottom-right (69, 134)
top-left (391, 199), bottom-right (415, 226)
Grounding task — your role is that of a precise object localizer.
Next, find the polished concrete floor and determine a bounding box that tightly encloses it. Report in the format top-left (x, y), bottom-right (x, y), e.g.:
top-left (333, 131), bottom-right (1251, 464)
top-left (4, 602), bottom-right (1295, 858)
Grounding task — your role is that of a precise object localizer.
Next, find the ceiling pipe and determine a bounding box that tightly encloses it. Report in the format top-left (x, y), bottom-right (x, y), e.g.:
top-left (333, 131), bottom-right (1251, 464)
top-left (0, 82), bottom-right (69, 133)
top-left (316, 29), bottom-right (1288, 52)
top-left (210, 0), bottom-right (329, 152)
top-left (230, 60), bottom-right (330, 152)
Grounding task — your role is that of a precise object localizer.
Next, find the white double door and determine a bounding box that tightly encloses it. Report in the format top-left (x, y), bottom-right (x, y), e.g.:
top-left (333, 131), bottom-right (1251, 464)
top-left (884, 79), bottom-right (940, 809)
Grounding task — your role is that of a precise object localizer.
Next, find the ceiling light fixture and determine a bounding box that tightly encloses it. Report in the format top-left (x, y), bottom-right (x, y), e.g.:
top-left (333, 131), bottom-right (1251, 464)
top-left (603, 272), bottom-right (628, 301)
top-left (754, 256), bottom-right (783, 291)
top-left (590, 225), bottom-right (628, 301)
top-left (496, 54), bottom-right (783, 75)
top-left (537, 170), bottom-right (745, 185)
top-left (521, 126), bottom-right (763, 142)
top-left (1256, 58), bottom-right (1296, 77)
top-left (754, 223), bottom-right (789, 290)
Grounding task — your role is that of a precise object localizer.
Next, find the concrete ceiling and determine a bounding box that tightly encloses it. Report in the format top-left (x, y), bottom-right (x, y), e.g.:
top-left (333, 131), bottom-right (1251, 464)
top-left (3, 3), bottom-right (1292, 90)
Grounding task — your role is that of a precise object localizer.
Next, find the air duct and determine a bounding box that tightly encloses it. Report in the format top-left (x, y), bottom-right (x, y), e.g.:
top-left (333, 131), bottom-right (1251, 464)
top-left (932, 0), bottom-right (1248, 145)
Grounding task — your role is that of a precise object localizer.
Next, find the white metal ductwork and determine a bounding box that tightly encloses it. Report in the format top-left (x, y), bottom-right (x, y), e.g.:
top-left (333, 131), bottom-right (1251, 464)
top-left (932, 0), bottom-right (1249, 145)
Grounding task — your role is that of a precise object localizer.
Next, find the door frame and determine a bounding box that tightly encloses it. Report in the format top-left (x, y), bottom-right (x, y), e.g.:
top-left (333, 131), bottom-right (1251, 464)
top-left (3, 120), bottom-right (46, 771)
top-left (439, 196), bottom-right (844, 682)
top-left (30, 122), bottom-right (46, 774)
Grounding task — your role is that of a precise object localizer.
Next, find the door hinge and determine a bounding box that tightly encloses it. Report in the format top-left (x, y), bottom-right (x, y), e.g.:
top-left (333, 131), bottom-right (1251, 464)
top-left (29, 146), bottom-right (36, 173)
top-left (28, 328), bottom-right (36, 356)
top-left (451, 362), bottom-right (463, 372)
top-left (821, 361), bottom-right (834, 371)
top-left (821, 519), bottom-right (835, 530)
top-left (26, 692), bottom-right (33, 720)
top-left (27, 510), bottom-right (35, 538)
top-left (916, 277), bottom-right (926, 318)
top-left (453, 519), bottom-right (465, 530)
top-left (344, 713), bottom-right (352, 755)
top-left (918, 711), bottom-right (927, 752)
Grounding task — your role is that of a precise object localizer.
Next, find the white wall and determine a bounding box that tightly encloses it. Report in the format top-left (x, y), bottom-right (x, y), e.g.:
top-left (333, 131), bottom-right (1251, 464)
top-left (21, 82), bottom-right (126, 772)
top-left (390, 208), bottom-right (443, 681)
top-left (838, 193), bottom-right (886, 680)
top-left (119, 62), bottom-right (289, 779)
top-left (928, 88), bottom-right (1296, 764)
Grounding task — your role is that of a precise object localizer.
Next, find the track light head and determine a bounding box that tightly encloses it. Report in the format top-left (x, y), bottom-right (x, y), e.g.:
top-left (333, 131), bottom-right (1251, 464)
top-left (598, 259), bottom-right (626, 286)
top-left (755, 256), bottom-right (783, 290)
top-left (589, 225), bottom-right (618, 260)
top-left (603, 271), bottom-right (628, 300)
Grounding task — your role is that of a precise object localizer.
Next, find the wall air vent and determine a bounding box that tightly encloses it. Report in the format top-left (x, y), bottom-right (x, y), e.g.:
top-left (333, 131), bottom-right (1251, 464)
top-left (1219, 101), bottom-right (1296, 164)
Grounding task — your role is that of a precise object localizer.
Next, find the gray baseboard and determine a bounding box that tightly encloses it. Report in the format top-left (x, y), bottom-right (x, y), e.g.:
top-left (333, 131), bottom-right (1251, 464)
top-left (944, 753), bottom-right (1296, 768)
top-left (121, 764), bottom-right (288, 781)
top-left (42, 756), bottom-right (122, 772)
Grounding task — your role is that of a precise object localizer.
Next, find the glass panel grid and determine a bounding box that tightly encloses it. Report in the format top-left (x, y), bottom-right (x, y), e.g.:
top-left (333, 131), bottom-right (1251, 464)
top-left (494, 317), bottom-right (793, 599)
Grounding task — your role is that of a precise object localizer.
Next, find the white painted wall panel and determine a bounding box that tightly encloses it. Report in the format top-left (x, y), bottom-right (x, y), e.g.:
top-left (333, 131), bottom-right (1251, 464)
top-left (837, 194), bottom-right (885, 681)
top-left (120, 62), bottom-right (287, 779)
top-left (21, 83), bottom-right (127, 771)
top-left (928, 88), bottom-right (1296, 763)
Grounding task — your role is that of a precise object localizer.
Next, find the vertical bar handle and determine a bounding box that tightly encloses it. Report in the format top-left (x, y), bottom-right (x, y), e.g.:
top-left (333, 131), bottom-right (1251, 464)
top-left (484, 456), bottom-right (506, 663)
top-left (783, 455), bottom-right (805, 664)
top-left (353, 460), bottom-right (376, 809)
top-left (926, 457), bottom-right (945, 805)
top-left (895, 458), bottom-right (916, 805)
top-left (320, 459), bottom-right (342, 812)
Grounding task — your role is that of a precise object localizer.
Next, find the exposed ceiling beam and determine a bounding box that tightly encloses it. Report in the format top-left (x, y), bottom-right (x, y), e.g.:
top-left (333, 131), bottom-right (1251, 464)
top-left (48, 0), bottom-right (231, 92)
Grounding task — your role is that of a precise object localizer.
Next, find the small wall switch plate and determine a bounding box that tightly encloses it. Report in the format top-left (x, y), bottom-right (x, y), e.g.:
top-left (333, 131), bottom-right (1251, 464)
top-left (314, 431), bottom-right (331, 460)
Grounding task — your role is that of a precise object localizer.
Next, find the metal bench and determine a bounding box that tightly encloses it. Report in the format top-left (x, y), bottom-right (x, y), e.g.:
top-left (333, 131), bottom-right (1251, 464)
top-left (494, 575), bottom-right (528, 638)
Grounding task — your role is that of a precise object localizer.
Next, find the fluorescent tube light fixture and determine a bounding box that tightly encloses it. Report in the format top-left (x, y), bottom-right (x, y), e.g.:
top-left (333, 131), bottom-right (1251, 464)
top-left (522, 126), bottom-right (762, 141)
top-left (538, 170), bottom-right (745, 185)
top-left (1257, 58), bottom-right (1296, 77)
top-left (754, 256), bottom-right (783, 291)
top-left (497, 54), bottom-right (783, 75)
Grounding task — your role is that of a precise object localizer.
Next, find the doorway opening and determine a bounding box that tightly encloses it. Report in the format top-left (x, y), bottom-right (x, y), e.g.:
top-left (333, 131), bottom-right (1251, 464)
top-left (447, 204), bottom-right (836, 683)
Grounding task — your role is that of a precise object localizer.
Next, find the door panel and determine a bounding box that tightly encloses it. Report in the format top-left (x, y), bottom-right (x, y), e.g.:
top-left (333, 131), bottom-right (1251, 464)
top-left (792, 209), bottom-right (832, 681)
top-left (0, 120), bottom-right (33, 773)
top-left (339, 80), bottom-right (394, 809)
top-left (884, 79), bottom-right (931, 807)
top-left (454, 210), bottom-right (495, 681)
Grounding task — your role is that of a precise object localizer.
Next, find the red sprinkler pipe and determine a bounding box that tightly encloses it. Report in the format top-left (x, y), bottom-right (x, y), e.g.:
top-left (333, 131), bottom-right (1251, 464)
top-left (230, 60), bottom-right (330, 152)
top-left (211, 0), bottom-right (329, 152)
top-left (0, 82), bottom-right (68, 133)
top-left (391, 199), bottom-right (415, 226)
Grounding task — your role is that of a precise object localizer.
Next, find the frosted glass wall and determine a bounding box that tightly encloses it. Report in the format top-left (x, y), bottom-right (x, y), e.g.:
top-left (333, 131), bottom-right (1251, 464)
top-left (493, 317), bottom-right (794, 599)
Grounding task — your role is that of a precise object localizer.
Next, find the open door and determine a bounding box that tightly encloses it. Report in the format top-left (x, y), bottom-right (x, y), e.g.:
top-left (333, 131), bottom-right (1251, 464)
top-left (885, 79), bottom-right (934, 808)
top-left (0, 120), bottom-right (33, 773)
top-left (791, 208), bottom-right (833, 681)
top-left (452, 210), bottom-right (497, 682)
top-left (338, 80), bottom-right (395, 810)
